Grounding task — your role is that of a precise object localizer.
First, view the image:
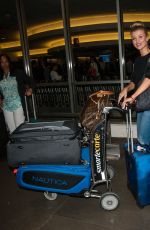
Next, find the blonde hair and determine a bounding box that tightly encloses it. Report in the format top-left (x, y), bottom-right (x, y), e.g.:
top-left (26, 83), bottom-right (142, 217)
top-left (130, 21), bottom-right (148, 36)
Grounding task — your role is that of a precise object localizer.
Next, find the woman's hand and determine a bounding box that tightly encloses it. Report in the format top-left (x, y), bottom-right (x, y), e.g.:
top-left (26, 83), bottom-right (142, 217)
top-left (118, 87), bottom-right (128, 104)
top-left (121, 97), bottom-right (135, 109)
top-left (25, 88), bottom-right (32, 96)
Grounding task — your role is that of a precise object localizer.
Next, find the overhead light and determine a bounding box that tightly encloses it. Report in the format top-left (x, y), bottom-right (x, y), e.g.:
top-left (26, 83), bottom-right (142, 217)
top-left (27, 12), bottom-right (150, 36)
top-left (0, 31), bottom-right (131, 51)
top-left (0, 41), bottom-right (20, 49)
top-left (15, 48), bottom-right (48, 57)
top-left (15, 31), bottom-right (131, 57)
top-left (1, 12), bottom-right (150, 51)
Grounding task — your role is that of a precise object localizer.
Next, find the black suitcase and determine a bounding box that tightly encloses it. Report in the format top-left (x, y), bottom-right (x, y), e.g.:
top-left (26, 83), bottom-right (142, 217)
top-left (7, 120), bottom-right (81, 167)
top-left (7, 96), bottom-right (81, 167)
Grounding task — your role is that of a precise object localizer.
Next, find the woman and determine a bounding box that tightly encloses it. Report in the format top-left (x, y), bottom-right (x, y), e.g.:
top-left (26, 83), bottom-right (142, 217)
top-left (0, 54), bottom-right (33, 133)
top-left (118, 22), bottom-right (150, 151)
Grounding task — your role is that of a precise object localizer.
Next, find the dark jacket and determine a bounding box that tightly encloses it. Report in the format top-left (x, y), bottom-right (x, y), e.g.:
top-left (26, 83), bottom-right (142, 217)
top-left (0, 109), bottom-right (9, 156)
top-left (0, 69), bottom-right (33, 113)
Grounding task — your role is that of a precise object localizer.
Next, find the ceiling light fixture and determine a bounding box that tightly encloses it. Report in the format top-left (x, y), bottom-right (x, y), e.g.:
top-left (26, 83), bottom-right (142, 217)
top-left (27, 12), bottom-right (150, 36)
top-left (1, 12), bottom-right (150, 51)
top-left (15, 31), bottom-right (131, 57)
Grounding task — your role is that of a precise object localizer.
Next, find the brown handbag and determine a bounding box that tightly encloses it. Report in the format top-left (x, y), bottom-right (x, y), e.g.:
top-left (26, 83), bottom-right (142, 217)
top-left (80, 90), bottom-right (114, 131)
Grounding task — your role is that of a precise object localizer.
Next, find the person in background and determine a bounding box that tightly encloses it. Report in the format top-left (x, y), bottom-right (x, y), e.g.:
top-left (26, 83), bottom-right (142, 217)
top-left (88, 56), bottom-right (100, 80)
top-left (42, 60), bottom-right (51, 83)
top-left (32, 60), bottom-right (38, 83)
top-left (0, 54), bottom-right (33, 133)
top-left (50, 64), bottom-right (62, 82)
top-left (118, 22), bottom-right (150, 151)
top-left (99, 56), bottom-right (106, 79)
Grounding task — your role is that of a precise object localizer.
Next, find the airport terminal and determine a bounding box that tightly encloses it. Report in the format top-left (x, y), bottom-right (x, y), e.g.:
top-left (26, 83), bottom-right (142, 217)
top-left (0, 0), bottom-right (150, 229)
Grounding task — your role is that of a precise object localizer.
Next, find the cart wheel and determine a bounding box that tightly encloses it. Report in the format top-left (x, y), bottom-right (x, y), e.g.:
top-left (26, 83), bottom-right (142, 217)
top-left (100, 192), bottom-right (119, 211)
top-left (44, 192), bottom-right (58, 201)
top-left (107, 165), bottom-right (115, 180)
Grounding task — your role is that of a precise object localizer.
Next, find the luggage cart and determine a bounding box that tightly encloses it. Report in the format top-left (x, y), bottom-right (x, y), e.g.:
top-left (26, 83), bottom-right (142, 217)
top-left (8, 91), bottom-right (124, 211)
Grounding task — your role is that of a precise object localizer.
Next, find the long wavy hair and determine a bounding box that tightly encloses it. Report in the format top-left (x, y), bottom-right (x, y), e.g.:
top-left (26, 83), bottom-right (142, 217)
top-left (0, 54), bottom-right (14, 79)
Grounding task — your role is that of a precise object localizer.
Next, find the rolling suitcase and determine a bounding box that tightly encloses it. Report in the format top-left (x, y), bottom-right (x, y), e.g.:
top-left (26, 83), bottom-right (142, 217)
top-left (7, 96), bottom-right (81, 167)
top-left (125, 108), bottom-right (150, 207)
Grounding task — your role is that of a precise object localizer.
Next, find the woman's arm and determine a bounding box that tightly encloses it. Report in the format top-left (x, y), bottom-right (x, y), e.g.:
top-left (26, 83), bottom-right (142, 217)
top-left (20, 70), bottom-right (34, 96)
top-left (125, 82), bottom-right (135, 92)
top-left (118, 82), bottom-right (135, 104)
top-left (122, 77), bottom-right (150, 108)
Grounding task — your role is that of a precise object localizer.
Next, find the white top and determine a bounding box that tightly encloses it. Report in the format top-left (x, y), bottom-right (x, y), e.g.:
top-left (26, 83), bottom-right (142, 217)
top-left (50, 70), bottom-right (62, 81)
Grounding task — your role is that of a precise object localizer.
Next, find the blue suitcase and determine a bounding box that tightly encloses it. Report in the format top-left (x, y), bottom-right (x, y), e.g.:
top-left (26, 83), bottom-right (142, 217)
top-left (125, 109), bottom-right (150, 207)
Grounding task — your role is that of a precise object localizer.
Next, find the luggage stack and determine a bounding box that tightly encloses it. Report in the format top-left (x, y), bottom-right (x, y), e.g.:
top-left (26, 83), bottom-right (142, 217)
top-left (7, 96), bottom-right (81, 167)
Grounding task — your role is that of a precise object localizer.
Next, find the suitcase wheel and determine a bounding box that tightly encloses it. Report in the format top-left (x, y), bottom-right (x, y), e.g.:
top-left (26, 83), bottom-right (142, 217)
top-left (100, 192), bottom-right (119, 211)
top-left (43, 192), bottom-right (58, 201)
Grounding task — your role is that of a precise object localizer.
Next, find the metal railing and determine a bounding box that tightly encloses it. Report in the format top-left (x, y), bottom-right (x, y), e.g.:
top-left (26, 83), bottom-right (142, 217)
top-left (34, 80), bottom-right (130, 117)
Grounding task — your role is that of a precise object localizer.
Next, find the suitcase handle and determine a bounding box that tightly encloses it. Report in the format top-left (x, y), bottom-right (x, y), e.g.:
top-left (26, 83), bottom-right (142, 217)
top-left (25, 94), bottom-right (37, 122)
top-left (126, 107), bottom-right (134, 154)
